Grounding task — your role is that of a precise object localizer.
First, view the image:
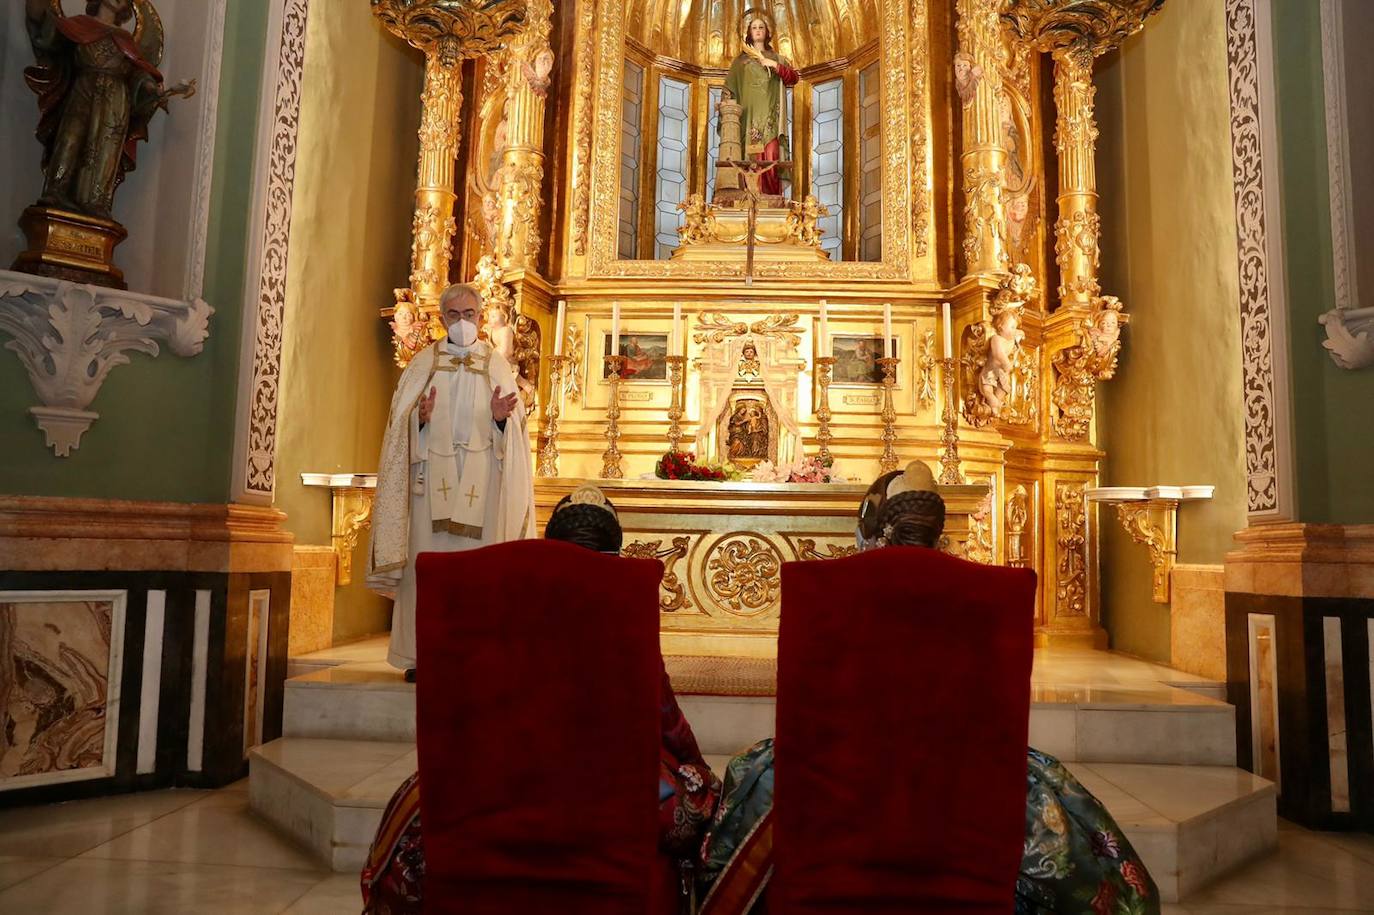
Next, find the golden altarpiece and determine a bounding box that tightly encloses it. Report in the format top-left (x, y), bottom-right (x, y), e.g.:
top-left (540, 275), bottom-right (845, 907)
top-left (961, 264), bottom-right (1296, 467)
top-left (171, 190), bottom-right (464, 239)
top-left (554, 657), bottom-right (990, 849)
top-left (370, 0), bottom-right (1163, 657)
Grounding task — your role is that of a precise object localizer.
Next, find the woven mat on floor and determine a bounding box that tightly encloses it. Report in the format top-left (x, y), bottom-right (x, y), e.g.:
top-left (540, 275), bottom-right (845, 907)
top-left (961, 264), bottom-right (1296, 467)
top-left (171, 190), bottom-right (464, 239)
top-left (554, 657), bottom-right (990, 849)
top-left (664, 655), bottom-right (777, 697)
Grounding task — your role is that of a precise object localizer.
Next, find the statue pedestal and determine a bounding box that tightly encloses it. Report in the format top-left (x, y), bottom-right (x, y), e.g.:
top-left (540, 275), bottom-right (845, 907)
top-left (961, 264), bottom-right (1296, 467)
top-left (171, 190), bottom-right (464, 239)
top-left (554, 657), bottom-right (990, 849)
top-left (671, 205), bottom-right (830, 265)
top-left (12, 206), bottom-right (128, 289)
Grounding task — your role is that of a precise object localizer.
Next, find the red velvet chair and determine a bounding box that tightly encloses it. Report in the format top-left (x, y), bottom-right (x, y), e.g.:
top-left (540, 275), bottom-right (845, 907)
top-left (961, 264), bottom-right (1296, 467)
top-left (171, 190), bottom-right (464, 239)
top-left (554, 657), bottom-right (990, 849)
top-left (414, 539), bottom-right (666, 915)
top-left (772, 547), bottom-right (1036, 914)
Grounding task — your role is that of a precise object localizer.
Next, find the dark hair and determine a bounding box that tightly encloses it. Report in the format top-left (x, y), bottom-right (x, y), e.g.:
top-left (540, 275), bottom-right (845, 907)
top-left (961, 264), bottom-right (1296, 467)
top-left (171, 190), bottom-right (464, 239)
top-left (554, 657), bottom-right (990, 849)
top-left (875, 491), bottom-right (946, 548)
top-left (87, 0), bottom-right (134, 25)
top-left (743, 17), bottom-right (774, 52)
top-left (857, 470), bottom-right (903, 544)
top-left (544, 497), bottom-right (623, 553)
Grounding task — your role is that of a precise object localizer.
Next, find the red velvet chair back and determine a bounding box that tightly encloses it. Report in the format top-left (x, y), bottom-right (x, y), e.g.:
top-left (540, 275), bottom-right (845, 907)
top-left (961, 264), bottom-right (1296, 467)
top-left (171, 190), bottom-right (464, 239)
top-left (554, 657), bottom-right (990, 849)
top-left (414, 539), bottom-right (665, 915)
top-left (772, 546), bottom-right (1036, 914)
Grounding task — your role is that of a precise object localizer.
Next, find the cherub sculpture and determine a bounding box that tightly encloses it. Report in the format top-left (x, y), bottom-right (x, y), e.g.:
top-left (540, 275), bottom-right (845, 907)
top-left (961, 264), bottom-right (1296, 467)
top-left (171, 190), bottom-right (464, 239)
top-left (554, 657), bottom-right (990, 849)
top-left (954, 51), bottom-right (983, 107)
top-left (520, 47), bottom-right (554, 98)
top-left (22, 0), bottom-right (195, 219)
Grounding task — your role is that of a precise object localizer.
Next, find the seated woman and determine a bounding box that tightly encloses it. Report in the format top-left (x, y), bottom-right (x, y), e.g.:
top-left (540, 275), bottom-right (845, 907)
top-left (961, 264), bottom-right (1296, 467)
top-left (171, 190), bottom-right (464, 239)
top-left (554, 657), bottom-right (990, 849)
top-left (698, 462), bottom-right (1161, 915)
top-left (361, 485), bottom-right (721, 914)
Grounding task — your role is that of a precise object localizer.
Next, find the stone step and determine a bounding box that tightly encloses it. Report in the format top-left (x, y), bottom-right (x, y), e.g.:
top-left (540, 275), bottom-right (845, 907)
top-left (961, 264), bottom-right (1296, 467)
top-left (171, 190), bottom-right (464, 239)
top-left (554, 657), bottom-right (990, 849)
top-left (249, 737), bottom-right (414, 872)
top-left (248, 735), bottom-right (1273, 902)
top-left (285, 663), bottom-right (1236, 766)
top-left (1064, 761), bottom-right (1277, 903)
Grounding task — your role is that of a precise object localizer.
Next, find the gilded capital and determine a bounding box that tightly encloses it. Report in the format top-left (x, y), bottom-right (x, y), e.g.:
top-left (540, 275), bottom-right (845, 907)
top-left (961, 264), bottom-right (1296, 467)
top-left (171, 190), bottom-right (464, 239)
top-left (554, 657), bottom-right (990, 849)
top-left (1002, 0), bottom-right (1165, 55)
top-left (370, 0), bottom-right (529, 57)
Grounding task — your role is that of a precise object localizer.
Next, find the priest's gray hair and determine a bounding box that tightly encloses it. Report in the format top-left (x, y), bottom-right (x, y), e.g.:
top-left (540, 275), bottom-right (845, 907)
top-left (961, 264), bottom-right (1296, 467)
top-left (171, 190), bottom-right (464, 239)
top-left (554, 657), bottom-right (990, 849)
top-left (439, 283), bottom-right (482, 309)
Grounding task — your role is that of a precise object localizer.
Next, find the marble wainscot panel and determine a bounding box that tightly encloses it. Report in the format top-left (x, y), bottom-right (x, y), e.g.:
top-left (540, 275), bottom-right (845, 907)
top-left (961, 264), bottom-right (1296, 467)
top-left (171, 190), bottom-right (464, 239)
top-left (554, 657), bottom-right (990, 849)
top-left (0, 497), bottom-right (292, 807)
top-left (0, 592), bottom-right (126, 792)
top-left (1225, 523), bottom-right (1374, 830)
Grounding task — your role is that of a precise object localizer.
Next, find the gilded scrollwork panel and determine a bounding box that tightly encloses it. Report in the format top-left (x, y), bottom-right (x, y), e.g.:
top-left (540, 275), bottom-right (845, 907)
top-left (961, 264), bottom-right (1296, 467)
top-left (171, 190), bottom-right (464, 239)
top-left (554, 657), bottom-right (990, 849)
top-left (623, 535), bottom-right (693, 611)
top-left (703, 532), bottom-right (785, 617)
top-left (1054, 481), bottom-right (1088, 617)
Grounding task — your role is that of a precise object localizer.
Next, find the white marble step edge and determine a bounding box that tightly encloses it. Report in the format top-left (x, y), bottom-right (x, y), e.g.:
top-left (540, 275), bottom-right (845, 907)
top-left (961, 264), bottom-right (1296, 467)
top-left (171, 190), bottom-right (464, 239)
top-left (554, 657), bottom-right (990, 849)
top-left (248, 736), bottom-right (1275, 904)
top-left (283, 675), bottom-right (1236, 766)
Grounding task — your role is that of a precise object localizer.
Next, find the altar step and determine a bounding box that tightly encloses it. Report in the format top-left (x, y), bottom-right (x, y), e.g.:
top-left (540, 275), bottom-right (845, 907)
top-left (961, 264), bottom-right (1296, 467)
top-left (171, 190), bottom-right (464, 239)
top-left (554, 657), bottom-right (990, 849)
top-left (254, 640), bottom-right (1267, 901)
top-left (281, 653), bottom-right (1238, 766)
top-left (248, 734), bottom-right (1274, 902)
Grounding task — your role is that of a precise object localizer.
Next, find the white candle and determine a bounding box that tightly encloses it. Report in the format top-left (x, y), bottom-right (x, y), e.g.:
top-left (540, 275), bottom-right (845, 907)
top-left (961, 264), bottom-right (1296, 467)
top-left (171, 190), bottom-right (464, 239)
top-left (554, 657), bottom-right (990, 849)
top-left (818, 299), bottom-right (829, 357)
top-left (611, 301), bottom-right (621, 355)
top-left (672, 302), bottom-right (682, 354)
top-left (942, 302), bottom-right (953, 359)
top-left (554, 300), bottom-right (566, 356)
top-left (883, 303), bottom-right (893, 358)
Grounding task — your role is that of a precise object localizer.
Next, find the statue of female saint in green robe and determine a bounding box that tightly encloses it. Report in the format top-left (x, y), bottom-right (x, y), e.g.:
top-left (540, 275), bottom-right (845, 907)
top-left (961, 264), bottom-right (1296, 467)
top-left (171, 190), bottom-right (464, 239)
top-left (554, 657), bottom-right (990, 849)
top-left (723, 17), bottom-right (799, 198)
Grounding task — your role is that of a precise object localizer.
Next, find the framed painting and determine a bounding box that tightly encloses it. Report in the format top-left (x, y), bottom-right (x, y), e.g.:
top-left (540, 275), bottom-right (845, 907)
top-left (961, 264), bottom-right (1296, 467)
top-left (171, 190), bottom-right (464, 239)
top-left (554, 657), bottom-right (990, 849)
top-left (831, 334), bottom-right (899, 385)
top-left (603, 331), bottom-right (669, 381)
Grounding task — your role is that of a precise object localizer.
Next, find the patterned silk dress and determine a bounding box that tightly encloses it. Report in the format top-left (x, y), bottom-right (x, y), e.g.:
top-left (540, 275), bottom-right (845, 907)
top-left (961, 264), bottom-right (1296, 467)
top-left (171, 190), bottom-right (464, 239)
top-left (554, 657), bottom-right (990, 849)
top-left (698, 743), bottom-right (1160, 915)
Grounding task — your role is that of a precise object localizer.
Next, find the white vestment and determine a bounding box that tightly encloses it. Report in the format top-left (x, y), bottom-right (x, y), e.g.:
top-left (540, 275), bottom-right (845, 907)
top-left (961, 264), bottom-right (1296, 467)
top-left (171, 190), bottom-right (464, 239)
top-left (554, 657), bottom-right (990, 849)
top-left (365, 339), bottom-right (535, 668)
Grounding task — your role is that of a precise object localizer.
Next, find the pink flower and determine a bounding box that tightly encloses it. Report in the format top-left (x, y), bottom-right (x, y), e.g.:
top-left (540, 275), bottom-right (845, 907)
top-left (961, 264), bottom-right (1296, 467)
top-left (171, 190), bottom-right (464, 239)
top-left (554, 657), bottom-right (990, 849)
top-left (1121, 860), bottom-right (1151, 897)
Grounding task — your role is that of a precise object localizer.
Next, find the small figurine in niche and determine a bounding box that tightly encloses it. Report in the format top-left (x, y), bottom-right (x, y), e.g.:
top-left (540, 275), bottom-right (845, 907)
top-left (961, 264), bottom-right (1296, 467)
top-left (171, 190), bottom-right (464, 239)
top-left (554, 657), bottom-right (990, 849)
top-left (978, 306), bottom-right (1025, 413)
top-left (22, 0), bottom-right (196, 219)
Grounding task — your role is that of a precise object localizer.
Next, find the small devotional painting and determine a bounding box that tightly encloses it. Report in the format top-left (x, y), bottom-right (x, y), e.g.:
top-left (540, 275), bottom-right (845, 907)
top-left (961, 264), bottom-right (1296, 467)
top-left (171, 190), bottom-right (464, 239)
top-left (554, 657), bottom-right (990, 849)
top-left (603, 332), bottom-right (669, 381)
top-left (832, 335), bottom-right (898, 384)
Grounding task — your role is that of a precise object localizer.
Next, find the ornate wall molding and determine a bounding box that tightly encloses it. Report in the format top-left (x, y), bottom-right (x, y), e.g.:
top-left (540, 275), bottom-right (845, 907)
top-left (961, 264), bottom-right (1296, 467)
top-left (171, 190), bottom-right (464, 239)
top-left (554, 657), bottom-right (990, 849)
top-left (0, 272), bottom-right (213, 456)
top-left (1225, 0), bottom-right (1296, 520)
top-left (1316, 0), bottom-right (1374, 371)
top-left (183, 0), bottom-right (230, 301)
top-left (231, 0), bottom-right (312, 504)
top-left (1320, 0), bottom-right (1356, 315)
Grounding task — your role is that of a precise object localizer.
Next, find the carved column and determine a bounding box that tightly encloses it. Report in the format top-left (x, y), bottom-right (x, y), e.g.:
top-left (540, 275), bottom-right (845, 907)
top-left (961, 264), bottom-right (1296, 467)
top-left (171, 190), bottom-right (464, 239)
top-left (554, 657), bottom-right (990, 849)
top-left (492, 0), bottom-right (552, 272)
top-left (1004, 0), bottom-right (1163, 310)
top-left (372, 0), bottom-right (529, 364)
top-left (1002, 0), bottom-right (1163, 646)
top-left (1052, 43), bottom-right (1100, 309)
top-left (957, 0), bottom-right (1012, 278)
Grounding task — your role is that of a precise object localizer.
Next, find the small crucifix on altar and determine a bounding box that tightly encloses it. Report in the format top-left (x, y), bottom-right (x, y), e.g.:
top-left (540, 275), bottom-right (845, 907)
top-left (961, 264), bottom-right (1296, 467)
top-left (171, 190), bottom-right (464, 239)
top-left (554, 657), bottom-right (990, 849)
top-left (716, 159), bottom-right (790, 284)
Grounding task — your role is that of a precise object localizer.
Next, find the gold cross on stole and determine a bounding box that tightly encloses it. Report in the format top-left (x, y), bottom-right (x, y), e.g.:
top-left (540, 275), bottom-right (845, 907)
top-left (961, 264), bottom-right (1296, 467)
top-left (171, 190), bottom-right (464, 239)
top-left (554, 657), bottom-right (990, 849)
top-left (437, 479), bottom-right (452, 500)
top-left (465, 485), bottom-right (480, 507)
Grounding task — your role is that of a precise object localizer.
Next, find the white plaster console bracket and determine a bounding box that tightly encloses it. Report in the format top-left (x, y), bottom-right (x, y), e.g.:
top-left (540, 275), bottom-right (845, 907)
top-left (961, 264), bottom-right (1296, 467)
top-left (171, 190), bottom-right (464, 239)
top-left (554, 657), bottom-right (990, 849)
top-left (1319, 306), bottom-right (1374, 370)
top-left (1086, 486), bottom-right (1215, 604)
top-left (0, 270), bottom-right (214, 456)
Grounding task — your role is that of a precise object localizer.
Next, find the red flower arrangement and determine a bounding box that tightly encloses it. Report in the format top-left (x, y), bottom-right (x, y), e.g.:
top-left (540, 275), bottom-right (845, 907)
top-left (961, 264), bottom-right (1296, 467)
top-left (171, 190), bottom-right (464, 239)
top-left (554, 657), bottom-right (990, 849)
top-left (655, 451), bottom-right (734, 481)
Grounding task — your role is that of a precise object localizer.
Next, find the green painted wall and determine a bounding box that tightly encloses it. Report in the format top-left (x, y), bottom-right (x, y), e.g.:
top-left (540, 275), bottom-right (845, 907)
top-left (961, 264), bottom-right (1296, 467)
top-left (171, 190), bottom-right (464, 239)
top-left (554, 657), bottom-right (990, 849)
top-left (0, 0), bottom-right (271, 503)
top-left (1095, 0), bottom-right (1249, 662)
top-left (1271, 0), bottom-right (1374, 525)
top-left (272, 10), bottom-right (422, 642)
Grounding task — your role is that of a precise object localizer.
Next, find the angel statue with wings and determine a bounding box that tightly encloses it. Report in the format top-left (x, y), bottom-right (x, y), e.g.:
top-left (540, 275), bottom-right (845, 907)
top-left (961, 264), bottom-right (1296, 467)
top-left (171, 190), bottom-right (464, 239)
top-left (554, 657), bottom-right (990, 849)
top-left (22, 0), bottom-right (195, 220)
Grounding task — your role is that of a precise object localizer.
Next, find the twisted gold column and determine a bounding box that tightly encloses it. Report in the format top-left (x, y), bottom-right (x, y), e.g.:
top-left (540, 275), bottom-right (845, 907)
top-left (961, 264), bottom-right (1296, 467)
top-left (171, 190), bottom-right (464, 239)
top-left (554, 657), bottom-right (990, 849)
top-left (1052, 43), bottom-right (1101, 310)
top-left (956, 0), bottom-right (1011, 278)
top-left (372, 0), bottom-right (529, 364)
top-left (492, 0), bottom-right (552, 271)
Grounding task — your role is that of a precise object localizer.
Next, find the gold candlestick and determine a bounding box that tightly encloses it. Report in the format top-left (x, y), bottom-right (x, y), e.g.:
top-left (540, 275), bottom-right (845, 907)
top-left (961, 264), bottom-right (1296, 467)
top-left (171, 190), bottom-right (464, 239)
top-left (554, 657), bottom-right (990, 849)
top-left (877, 356), bottom-right (899, 473)
top-left (601, 354), bottom-right (626, 479)
top-left (665, 355), bottom-right (686, 452)
top-left (537, 354), bottom-right (567, 477)
top-left (939, 356), bottom-right (964, 484)
top-left (814, 355), bottom-right (835, 460)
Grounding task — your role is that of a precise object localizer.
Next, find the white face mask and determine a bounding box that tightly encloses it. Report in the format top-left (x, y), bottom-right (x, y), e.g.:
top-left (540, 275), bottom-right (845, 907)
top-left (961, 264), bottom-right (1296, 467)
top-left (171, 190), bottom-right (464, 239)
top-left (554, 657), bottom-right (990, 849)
top-left (449, 318), bottom-right (478, 347)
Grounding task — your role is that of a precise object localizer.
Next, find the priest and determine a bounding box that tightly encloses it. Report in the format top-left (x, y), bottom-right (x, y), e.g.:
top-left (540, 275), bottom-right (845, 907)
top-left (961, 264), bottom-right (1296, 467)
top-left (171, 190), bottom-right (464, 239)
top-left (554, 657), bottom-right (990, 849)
top-left (366, 283), bottom-right (536, 678)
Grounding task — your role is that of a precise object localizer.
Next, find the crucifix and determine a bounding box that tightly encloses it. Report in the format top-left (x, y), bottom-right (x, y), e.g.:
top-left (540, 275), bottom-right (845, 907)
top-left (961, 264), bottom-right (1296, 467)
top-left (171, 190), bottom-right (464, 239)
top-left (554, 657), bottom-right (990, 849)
top-left (464, 485), bottom-right (480, 507)
top-left (716, 159), bottom-right (789, 284)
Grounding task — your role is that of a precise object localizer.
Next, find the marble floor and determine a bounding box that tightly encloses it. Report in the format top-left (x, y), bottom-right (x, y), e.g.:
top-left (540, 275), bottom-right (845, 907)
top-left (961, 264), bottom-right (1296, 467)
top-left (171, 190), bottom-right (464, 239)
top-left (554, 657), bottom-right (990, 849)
top-left (0, 781), bottom-right (1371, 913)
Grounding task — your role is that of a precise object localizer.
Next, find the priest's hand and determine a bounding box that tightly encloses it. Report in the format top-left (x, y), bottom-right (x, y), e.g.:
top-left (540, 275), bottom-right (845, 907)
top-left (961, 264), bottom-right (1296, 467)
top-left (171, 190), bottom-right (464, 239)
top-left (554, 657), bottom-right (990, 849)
top-left (491, 386), bottom-right (519, 422)
top-left (418, 386), bottom-right (437, 426)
